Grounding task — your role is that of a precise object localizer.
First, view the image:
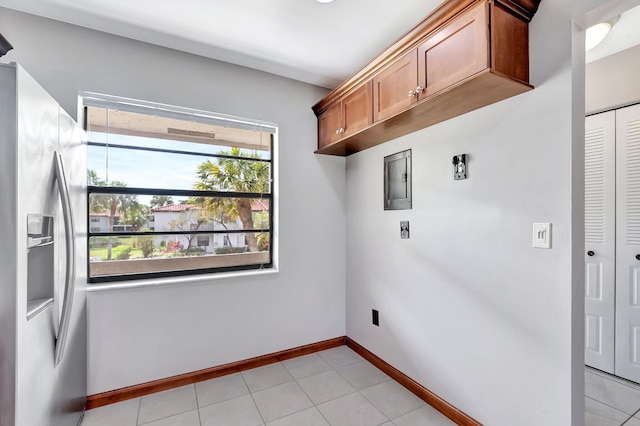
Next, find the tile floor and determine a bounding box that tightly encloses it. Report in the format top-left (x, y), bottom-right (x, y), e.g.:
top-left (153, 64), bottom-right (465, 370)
top-left (84, 347), bottom-right (640, 426)
top-left (81, 346), bottom-right (456, 426)
top-left (585, 367), bottom-right (640, 426)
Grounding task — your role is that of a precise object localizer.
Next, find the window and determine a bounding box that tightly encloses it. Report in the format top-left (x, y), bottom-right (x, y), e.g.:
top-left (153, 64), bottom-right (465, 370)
top-left (196, 235), bottom-right (209, 247)
top-left (82, 93), bottom-right (275, 282)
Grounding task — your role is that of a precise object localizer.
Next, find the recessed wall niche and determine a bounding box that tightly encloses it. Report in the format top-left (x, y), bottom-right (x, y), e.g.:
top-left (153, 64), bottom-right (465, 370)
top-left (384, 149), bottom-right (411, 210)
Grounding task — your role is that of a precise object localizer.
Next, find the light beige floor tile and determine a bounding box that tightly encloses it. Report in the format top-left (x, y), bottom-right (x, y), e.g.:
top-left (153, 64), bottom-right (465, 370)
top-left (317, 392), bottom-right (388, 426)
top-left (196, 373), bottom-right (249, 407)
top-left (586, 370), bottom-right (640, 415)
top-left (625, 417), bottom-right (640, 426)
top-left (282, 354), bottom-right (332, 379)
top-left (242, 363), bottom-right (293, 392)
top-left (138, 385), bottom-right (198, 425)
top-left (139, 409), bottom-right (200, 426)
top-left (585, 396), bottom-right (630, 426)
top-left (265, 407), bottom-right (329, 426)
top-left (393, 405), bottom-right (457, 426)
top-left (588, 368), bottom-right (640, 392)
top-left (316, 346), bottom-right (363, 369)
top-left (199, 394), bottom-right (263, 426)
top-left (297, 370), bottom-right (356, 404)
top-left (360, 380), bottom-right (425, 420)
top-left (252, 381), bottom-right (314, 422)
top-left (336, 361), bottom-right (390, 390)
top-left (82, 398), bottom-right (140, 426)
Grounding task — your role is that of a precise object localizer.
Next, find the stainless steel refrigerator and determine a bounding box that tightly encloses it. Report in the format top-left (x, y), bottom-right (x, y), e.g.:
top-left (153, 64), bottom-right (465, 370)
top-left (0, 62), bottom-right (87, 426)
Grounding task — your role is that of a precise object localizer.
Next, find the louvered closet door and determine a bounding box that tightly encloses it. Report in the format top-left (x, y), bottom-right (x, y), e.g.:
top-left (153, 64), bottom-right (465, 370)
top-left (585, 111), bottom-right (616, 373)
top-left (615, 103), bottom-right (640, 383)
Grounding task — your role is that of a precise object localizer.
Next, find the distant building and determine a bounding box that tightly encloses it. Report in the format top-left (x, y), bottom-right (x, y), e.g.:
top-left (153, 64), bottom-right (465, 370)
top-left (88, 211), bottom-right (133, 233)
top-left (90, 201), bottom-right (269, 253)
top-left (151, 202), bottom-right (268, 252)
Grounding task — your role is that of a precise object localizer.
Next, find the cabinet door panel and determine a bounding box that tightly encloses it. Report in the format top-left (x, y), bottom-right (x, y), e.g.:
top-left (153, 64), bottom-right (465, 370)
top-left (373, 50), bottom-right (418, 122)
top-left (343, 82), bottom-right (372, 137)
top-left (318, 101), bottom-right (343, 149)
top-left (418, 2), bottom-right (488, 98)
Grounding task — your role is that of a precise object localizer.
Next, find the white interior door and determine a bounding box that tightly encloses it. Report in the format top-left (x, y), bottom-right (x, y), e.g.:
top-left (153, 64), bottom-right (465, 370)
top-left (615, 103), bottom-right (640, 383)
top-left (585, 111), bottom-right (616, 373)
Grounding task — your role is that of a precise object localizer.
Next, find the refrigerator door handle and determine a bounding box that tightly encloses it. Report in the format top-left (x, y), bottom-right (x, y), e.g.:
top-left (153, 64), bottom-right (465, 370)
top-left (53, 151), bottom-right (76, 367)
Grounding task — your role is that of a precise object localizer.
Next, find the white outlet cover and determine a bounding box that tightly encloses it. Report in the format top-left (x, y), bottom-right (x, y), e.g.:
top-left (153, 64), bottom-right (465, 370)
top-left (532, 223), bottom-right (551, 249)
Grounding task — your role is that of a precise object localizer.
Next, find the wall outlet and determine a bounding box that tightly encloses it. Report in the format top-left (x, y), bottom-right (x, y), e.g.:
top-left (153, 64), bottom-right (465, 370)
top-left (372, 309), bottom-right (379, 326)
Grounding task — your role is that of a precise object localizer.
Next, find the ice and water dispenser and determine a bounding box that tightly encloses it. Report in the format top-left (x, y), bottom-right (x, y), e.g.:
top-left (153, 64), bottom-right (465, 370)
top-left (26, 214), bottom-right (54, 320)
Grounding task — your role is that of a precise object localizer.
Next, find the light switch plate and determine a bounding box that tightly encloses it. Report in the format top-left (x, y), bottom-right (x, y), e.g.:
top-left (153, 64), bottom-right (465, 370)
top-left (532, 223), bottom-right (551, 249)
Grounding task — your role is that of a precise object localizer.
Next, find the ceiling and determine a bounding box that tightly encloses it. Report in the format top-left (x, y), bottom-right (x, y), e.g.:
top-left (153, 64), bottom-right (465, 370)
top-left (586, 3), bottom-right (640, 63)
top-left (0, 0), bottom-right (639, 89)
top-left (0, 0), bottom-right (442, 89)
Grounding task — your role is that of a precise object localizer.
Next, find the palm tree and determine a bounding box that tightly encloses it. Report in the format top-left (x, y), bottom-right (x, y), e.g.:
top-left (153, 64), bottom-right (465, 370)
top-left (195, 148), bottom-right (269, 252)
top-left (121, 201), bottom-right (150, 231)
top-left (150, 195), bottom-right (174, 208)
top-left (88, 170), bottom-right (139, 260)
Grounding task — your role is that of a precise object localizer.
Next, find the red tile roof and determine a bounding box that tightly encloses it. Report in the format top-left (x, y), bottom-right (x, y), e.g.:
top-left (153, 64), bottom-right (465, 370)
top-left (251, 199), bottom-right (269, 212)
top-left (151, 204), bottom-right (200, 212)
top-left (151, 201), bottom-right (269, 213)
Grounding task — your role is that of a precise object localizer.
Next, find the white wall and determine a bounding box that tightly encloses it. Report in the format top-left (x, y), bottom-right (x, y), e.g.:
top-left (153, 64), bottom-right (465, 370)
top-left (0, 8), bottom-right (347, 395)
top-left (3, 0), bottom-right (632, 422)
top-left (344, 0), bottom-right (605, 424)
top-left (586, 44), bottom-right (640, 114)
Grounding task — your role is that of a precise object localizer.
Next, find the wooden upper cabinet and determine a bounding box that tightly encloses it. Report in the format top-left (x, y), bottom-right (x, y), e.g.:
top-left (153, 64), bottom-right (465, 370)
top-left (491, 2), bottom-right (529, 83)
top-left (312, 0), bottom-right (541, 156)
top-left (373, 50), bottom-right (418, 122)
top-left (373, 2), bottom-right (487, 123)
top-left (318, 82), bottom-right (372, 149)
top-left (343, 82), bottom-right (373, 137)
top-left (417, 2), bottom-right (488, 99)
top-left (318, 101), bottom-right (343, 149)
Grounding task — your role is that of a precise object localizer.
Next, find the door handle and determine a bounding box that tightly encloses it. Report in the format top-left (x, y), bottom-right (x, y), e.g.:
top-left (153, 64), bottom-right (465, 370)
top-left (53, 151), bottom-right (76, 367)
top-left (636, 254), bottom-right (640, 261)
top-left (587, 251), bottom-right (595, 256)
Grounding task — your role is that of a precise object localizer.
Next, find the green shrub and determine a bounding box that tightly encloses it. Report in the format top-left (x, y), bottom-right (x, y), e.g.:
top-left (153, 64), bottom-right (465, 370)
top-left (257, 233), bottom-right (270, 251)
top-left (184, 247), bottom-right (205, 256)
top-left (215, 246), bottom-right (247, 255)
top-left (137, 235), bottom-right (156, 258)
top-left (114, 247), bottom-right (132, 260)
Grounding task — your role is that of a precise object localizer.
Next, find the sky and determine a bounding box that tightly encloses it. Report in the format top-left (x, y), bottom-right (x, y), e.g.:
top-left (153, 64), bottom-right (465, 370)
top-left (87, 132), bottom-right (270, 205)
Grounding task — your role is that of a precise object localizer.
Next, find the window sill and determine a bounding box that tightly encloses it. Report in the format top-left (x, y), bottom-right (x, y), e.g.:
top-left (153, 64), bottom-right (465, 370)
top-left (86, 266), bottom-right (279, 293)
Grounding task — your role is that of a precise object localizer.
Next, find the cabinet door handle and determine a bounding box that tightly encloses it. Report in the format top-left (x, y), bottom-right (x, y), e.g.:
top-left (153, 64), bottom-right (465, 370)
top-left (587, 251), bottom-right (595, 257)
top-left (416, 86), bottom-right (424, 94)
top-left (408, 90), bottom-right (416, 97)
top-left (336, 128), bottom-right (344, 134)
top-left (636, 254), bottom-right (640, 261)
top-left (335, 129), bottom-right (340, 135)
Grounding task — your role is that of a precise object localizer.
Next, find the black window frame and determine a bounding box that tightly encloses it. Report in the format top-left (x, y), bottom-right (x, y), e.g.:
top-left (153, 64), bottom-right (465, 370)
top-left (83, 95), bottom-right (275, 283)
